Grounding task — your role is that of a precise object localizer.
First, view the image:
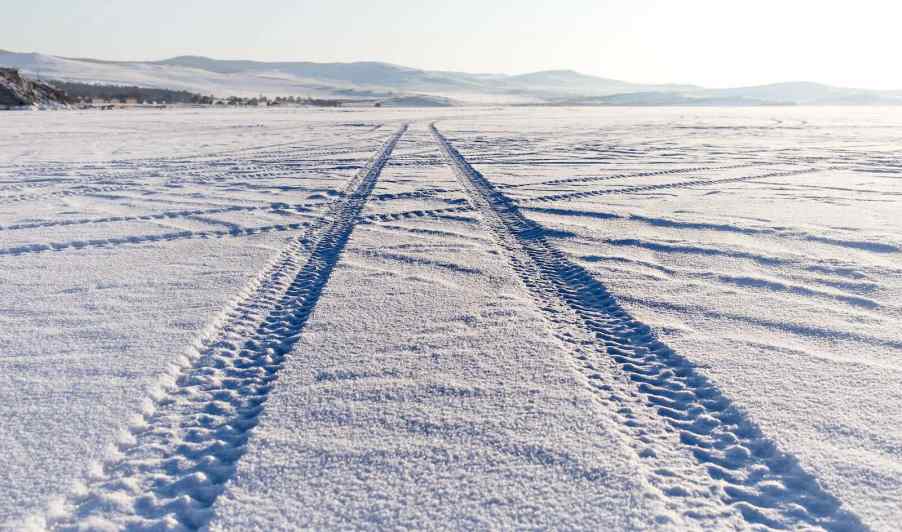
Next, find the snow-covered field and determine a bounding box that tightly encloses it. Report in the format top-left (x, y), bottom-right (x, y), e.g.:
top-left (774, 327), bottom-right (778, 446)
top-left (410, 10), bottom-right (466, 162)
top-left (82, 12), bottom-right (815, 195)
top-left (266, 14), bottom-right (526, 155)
top-left (1, 106), bottom-right (900, 531)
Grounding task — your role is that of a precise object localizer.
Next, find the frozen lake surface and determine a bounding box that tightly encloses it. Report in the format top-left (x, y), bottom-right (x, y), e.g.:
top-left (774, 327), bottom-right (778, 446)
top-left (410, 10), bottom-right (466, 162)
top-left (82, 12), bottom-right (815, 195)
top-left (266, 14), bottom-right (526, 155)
top-left (1, 107), bottom-right (900, 531)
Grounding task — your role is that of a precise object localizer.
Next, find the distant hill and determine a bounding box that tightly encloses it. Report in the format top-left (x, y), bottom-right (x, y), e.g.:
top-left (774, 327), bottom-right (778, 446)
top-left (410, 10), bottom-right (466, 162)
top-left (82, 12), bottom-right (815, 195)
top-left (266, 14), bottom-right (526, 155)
top-left (499, 70), bottom-right (698, 97)
top-left (1, 50), bottom-right (900, 105)
top-left (556, 92), bottom-right (776, 107)
top-left (697, 82), bottom-right (902, 105)
top-left (377, 94), bottom-right (458, 107)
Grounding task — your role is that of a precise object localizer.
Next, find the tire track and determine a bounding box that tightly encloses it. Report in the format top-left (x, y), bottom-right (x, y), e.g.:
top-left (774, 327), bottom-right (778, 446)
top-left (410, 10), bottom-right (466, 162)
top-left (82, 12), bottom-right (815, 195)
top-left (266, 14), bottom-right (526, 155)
top-left (0, 159), bottom-right (363, 199)
top-left (495, 161), bottom-right (778, 190)
top-left (0, 179), bottom-right (69, 193)
top-left (0, 162), bottom-right (351, 204)
top-left (431, 124), bottom-right (863, 531)
top-left (0, 139), bottom-right (384, 195)
top-left (43, 124), bottom-right (407, 532)
top-left (0, 127), bottom-right (388, 175)
top-left (0, 201), bottom-right (327, 233)
top-left (515, 166), bottom-right (832, 205)
top-left (0, 183), bottom-right (140, 204)
top-left (358, 205), bottom-right (475, 225)
top-left (0, 222), bottom-right (316, 257)
top-left (368, 188), bottom-right (459, 203)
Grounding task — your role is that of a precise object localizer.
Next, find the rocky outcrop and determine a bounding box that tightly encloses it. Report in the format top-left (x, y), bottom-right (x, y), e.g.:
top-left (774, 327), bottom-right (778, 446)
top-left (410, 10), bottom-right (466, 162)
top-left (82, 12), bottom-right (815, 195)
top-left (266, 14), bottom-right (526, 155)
top-left (0, 68), bottom-right (72, 108)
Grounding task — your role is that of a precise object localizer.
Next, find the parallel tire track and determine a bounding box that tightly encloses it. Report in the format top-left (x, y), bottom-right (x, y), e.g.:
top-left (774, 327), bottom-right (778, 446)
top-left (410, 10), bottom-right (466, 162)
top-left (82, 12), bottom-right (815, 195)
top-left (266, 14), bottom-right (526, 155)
top-left (517, 166), bottom-right (832, 205)
top-left (368, 188), bottom-right (458, 202)
top-left (0, 222), bottom-right (317, 258)
top-left (431, 124), bottom-right (863, 531)
top-left (496, 161), bottom-right (778, 190)
top-left (0, 139), bottom-right (385, 196)
top-left (0, 183), bottom-right (140, 204)
top-left (45, 124), bottom-right (407, 532)
top-left (0, 201), bottom-right (326, 233)
top-left (0, 162), bottom-right (355, 200)
top-left (0, 127), bottom-right (387, 176)
top-left (358, 205), bottom-right (475, 225)
top-left (0, 179), bottom-right (65, 193)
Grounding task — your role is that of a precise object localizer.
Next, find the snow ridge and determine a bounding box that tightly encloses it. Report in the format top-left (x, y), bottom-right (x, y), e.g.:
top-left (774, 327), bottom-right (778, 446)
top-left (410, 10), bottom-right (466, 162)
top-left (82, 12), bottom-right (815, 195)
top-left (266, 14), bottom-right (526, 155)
top-left (39, 124), bottom-right (407, 531)
top-left (431, 123), bottom-right (864, 531)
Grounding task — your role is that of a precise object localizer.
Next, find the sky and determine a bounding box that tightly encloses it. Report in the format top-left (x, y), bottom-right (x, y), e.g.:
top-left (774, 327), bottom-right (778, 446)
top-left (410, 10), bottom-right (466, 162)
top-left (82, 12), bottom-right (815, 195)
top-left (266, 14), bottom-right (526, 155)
top-left (3, 0), bottom-right (900, 89)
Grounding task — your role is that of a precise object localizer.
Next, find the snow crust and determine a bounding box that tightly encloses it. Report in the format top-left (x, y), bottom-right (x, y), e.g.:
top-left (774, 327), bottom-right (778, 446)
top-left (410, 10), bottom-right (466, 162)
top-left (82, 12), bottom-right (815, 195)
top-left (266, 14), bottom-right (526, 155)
top-left (440, 106), bottom-right (902, 531)
top-left (0, 106), bottom-right (899, 530)
top-left (210, 125), bottom-right (666, 529)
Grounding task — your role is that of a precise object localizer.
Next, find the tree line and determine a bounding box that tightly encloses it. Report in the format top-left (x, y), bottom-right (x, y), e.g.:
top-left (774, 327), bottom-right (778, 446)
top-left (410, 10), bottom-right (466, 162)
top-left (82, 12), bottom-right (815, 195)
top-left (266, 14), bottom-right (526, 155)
top-left (51, 80), bottom-right (349, 107)
top-left (51, 80), bottom-right (211, 104)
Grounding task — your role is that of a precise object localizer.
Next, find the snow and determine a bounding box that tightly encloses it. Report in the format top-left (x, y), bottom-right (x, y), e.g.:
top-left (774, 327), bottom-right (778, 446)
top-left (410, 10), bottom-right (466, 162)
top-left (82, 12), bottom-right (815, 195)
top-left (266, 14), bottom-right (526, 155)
top-left (0, 108), bottom-right (394, 528)
top-left (209, 126), bottom-right (665, 529)
top-left (439, 106), bottom-right (902, 530)
top-left (0, 52), bottom-right (534, 103)
top-left (0, 106), bottom-right (900, 530)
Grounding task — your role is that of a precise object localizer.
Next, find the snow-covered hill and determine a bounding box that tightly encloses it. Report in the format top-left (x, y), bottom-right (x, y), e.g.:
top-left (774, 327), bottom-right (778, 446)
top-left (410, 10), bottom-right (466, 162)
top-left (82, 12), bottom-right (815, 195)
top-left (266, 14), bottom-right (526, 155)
top-left (0, 51), bottom-right (373, 99)
top-left (699, 81), bottom-right (902, 105)
top-left (498, 69), bottom-right (697, 97)
top-left (1, 50), bottom-right (900, 105)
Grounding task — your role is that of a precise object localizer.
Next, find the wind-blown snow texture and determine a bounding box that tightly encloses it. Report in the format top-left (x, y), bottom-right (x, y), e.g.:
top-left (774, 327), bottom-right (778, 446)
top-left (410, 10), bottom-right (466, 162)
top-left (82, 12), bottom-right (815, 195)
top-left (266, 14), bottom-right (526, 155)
top-left (0, 107), bottom-right (900, 531)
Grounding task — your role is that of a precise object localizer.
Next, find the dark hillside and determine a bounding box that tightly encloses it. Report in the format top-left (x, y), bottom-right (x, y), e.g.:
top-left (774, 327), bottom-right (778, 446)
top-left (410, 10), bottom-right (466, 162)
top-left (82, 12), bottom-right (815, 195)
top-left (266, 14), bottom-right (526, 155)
top-left (0, 68), bottom-right (72, 107)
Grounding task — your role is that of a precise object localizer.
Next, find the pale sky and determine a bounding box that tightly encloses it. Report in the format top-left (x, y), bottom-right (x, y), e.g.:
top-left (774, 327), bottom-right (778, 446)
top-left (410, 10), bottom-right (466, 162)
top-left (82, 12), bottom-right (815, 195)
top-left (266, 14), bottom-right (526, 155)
top-left (3, 0), bottom-right (900, 89)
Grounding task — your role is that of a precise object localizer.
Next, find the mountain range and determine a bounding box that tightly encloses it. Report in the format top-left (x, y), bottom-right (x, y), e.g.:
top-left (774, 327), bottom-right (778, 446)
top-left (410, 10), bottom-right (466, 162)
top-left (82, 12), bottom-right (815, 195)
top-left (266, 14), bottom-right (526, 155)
top-left (1, 49), bottom-right (900, 106)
